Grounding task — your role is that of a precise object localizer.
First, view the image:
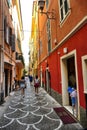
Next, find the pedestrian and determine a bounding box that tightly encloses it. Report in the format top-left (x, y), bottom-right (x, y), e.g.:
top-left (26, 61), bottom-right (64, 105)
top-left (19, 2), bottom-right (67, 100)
top-left (29, 75), bottom-right (33, 86)
top-left (70, 88), bottom-right (77, 116)
top-left (19, 76), bottom-right (26, 97)
top-left (34, 75), bottom-right (40, 94)
top-left (12, 77), bottom-right (16, 91)
top-left (14, 75), bottom-right (18, 90)
top-left (25, 75), bottom-right (29, 88)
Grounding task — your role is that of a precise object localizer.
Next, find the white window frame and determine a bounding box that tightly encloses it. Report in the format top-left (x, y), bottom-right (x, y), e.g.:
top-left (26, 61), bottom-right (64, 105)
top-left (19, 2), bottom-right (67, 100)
top-left (59, 0), bottom-right (70, 23)
top-left (46, 20), bottom-right (52, 54)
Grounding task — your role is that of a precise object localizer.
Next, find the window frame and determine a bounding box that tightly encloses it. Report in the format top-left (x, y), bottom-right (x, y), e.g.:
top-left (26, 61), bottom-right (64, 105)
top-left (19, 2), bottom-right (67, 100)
top-left (46, 0), bottom-right (49, 10)
top-left (46, 19), bottom-right (51, 54)
top-left (82, 55), bottom-right (87, 94)
top-left (59, 0), bottom-right (70, 23)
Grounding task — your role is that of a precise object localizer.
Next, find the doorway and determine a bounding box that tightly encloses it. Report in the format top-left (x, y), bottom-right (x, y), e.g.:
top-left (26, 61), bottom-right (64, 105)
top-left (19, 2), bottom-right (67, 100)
top-left (67, 57), bottom-right (76, 106)
top-left (5, 69), bottom-right (8, 97)
top-left (61, 50), bottom-right (79, 117)
top-left (9, 70), bottom-right (12, 93)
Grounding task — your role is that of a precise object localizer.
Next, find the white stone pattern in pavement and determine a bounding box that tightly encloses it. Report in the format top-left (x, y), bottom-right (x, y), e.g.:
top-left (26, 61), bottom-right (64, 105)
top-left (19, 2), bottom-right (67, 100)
top-left (0, 85), bottom-right (63, 130)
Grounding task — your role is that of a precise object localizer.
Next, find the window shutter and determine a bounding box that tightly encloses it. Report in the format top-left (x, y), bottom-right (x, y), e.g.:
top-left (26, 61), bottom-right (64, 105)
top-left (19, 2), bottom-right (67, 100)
top-left (6, 26), bottom-right (10, 44)
top-left (4, 17), bottom-right (7, 42)
top-left (9, 27), bottom-right (12, 46)
top-left (11, 34), bottom-right (15, 52)
top-left (7, 0), bottom-right (11, 8)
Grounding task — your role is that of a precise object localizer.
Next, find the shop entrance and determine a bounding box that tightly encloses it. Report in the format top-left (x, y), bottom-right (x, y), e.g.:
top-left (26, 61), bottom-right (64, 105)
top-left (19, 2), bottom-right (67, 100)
top-left (67, 57), bottom-right (76, 106)
top-left (61, 50), bottom-right (79, 117)
top-left (9, 70), bottom-right (12, 93)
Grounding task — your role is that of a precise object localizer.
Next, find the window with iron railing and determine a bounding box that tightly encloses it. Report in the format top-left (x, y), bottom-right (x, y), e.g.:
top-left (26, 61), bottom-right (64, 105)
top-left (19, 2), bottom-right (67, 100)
top-left (16, 52), bottom-right (25, 66)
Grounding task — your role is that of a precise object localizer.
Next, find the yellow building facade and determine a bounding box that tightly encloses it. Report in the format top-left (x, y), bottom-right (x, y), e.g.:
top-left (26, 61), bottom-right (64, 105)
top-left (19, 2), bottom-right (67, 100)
top-left (12, 0), bottom-right (24, 82)
top-left (29, 1), bottom-right (38, 77)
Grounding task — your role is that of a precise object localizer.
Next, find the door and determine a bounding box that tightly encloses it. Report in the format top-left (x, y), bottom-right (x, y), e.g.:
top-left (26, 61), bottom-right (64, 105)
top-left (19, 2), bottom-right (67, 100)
top-left (5, 69), bottom-right (8, 97)
top-left (9, 70), bottom-right (12, 93)
top-left (67, 57), bottom-right (76, 106)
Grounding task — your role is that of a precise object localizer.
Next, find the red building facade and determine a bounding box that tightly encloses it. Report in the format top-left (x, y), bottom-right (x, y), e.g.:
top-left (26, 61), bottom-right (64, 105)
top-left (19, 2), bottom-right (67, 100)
top-left (38, 0), bottom-right (87, 127)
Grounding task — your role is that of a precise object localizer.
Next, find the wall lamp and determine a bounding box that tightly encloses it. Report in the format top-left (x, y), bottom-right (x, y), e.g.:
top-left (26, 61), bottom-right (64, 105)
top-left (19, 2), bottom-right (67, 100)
top-left (38, 0), bottom-right (56, 20)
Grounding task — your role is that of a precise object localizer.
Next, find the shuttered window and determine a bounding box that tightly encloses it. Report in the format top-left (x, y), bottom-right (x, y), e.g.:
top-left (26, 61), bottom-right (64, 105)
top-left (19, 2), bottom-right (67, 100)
top-left (11, 34), bottom-right (15, 52)
top-left (6, 26), bottom-right (10, 44)
top-left (4, 17), bottom-right (7, 42)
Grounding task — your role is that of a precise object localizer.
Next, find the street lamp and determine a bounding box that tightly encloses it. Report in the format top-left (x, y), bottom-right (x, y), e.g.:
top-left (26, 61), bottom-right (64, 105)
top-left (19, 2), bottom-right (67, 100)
top-left (38, 0), bottom-right (56, 20)
top-left (38, 0), bottom-right (45, 11)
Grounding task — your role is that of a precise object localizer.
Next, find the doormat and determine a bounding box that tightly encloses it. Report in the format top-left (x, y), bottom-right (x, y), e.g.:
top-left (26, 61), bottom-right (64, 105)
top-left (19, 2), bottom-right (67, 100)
top-left (54, 107), bottom-right (77, 124)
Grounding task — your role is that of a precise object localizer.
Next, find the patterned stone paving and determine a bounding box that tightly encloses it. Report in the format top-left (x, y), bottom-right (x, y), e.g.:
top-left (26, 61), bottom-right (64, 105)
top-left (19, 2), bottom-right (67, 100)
top-left (0, 82), bottom-right (83, 130)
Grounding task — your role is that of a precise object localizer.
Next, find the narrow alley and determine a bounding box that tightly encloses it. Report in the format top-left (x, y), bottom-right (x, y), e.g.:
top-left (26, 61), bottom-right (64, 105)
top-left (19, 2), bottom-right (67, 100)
top-left (0, 81), bottom-right (83, 130)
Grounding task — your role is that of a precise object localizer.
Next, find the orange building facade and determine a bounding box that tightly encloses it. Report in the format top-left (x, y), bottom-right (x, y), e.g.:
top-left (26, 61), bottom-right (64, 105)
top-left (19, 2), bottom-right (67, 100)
top-left (0, 0), bottom-right (24, 102)
top-left (37, 0), bottom-right (87, 127)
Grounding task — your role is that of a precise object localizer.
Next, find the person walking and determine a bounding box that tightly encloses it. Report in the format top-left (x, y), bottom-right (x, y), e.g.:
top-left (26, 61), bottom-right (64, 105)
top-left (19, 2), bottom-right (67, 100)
top-left (29, 75), bottom-right (33, 86)
top-left (14, 75), bottom-right (18, 90)
top-left (19, 76), bottom-right (26, 97)
top-left (34, 75), bottom-right (40, 94)
top-left (70, 88), bottom-right (77, 116)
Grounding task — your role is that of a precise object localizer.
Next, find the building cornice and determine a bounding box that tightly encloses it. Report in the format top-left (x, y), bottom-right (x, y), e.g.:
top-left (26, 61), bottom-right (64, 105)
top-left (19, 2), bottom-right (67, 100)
top-left (52, 16), bottom-right (87, 53)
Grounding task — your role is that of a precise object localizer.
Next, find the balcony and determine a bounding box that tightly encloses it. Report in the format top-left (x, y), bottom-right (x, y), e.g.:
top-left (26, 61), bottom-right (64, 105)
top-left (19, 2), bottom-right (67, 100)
top-left (16, 52), bottom-right (24, 68)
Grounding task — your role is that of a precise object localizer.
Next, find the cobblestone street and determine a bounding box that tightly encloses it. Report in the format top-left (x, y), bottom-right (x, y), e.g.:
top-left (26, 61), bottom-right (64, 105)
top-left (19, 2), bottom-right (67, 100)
top-left (0, 82), bottom-right (84, 130)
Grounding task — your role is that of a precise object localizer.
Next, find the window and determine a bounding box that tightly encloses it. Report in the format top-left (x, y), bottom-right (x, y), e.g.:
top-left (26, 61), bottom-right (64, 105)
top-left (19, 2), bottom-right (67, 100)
top-left (39, 40), bottom-right (42, 55)
top-left (11, 34), bottom-right (15, 52)
top-left (48, 39), bottom-right (51, 53)
top-left (59, 0), bottom-right (69, 22)
top-left (6, 26), bottom-right (10, 44)
top-left (9, 27), bottom-right (12, 46)
top-left (7, 0), bottom-right (12, 8)
top-left (5, 25), bottom-right (12, 46)
top-left (4, 17), bottom-right (7, 42)
top-left (46, 0), bottom-right (49, 9)
top-left (47, 20), bottom-right (51, 54)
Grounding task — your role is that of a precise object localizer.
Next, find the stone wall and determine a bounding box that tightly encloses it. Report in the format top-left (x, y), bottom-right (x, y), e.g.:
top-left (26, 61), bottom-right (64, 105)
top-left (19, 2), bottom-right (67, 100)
top-left (51, 89), bottom-right (62, 105)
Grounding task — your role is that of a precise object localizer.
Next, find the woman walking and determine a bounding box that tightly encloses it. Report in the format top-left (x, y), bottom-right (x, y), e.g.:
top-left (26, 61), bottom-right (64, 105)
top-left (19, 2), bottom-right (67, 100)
top-left (19, 76), bottom-right (26, 97)
top-left (34, 75), bottom-right (40, 94)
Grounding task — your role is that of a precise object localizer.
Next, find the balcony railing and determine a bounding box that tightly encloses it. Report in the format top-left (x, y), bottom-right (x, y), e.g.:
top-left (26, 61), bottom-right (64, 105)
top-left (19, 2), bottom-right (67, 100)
top-left (16, 52), bottom-right (25, 66)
